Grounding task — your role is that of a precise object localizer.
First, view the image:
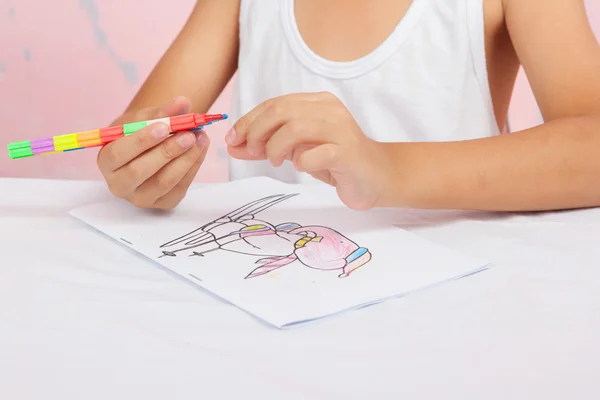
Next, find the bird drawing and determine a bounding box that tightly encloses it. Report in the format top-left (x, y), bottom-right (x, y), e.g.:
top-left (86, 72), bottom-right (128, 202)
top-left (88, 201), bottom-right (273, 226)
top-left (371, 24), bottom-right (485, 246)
top-left (158, 194), bottom-right (372, 279)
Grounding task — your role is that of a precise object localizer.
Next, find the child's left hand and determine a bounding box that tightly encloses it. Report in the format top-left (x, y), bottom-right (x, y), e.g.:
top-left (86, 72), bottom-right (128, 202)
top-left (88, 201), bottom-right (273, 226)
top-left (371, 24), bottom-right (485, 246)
top-left (226, 92), bottom-right (392, 210)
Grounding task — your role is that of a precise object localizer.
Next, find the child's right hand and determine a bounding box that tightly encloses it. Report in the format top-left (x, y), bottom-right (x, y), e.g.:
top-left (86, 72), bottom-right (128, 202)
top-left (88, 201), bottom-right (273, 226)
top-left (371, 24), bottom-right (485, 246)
top-left (97, 97), bottom-right (209, 209)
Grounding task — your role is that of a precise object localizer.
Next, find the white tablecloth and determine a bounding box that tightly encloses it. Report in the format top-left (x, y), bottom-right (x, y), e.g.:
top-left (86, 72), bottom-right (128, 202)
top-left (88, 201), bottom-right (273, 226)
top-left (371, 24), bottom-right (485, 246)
top-left (1, 178), bottom-right (599, 399)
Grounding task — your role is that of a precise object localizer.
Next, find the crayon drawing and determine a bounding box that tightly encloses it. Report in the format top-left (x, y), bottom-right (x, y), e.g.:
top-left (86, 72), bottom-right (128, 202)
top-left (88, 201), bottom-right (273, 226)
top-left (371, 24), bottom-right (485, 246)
top-left (70, 177), bottom-right (489, 327)
top-left (158, 194), bottom-right (372, 279)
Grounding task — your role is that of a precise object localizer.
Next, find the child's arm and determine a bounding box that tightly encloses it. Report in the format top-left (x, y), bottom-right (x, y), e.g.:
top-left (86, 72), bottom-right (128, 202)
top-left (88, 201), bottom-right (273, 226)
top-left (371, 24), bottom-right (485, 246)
top-left (381, 0), bottom-right (600, 211)
top-left (124, 0), bottom-right (240, 115)
top-left (97, 0), bottom-right (240, 210)
top-left (228, 0), bottom-right (600, 212)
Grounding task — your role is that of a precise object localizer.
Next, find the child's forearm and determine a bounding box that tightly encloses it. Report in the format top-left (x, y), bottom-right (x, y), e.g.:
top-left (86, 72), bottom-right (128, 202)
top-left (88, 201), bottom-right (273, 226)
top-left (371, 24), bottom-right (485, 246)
top-left (124, 0), bottom-right (240, 116)
top-left (380, 114), bottom-right (600, 211)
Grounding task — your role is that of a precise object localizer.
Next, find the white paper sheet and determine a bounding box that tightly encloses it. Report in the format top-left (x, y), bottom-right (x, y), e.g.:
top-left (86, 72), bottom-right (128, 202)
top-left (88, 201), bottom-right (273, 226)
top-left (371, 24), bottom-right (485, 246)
top-left (69, 177), bottom-right (488, 328)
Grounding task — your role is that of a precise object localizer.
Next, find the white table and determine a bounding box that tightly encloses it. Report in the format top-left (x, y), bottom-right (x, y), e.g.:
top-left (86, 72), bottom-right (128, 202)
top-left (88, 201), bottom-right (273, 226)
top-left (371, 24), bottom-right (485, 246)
top-left (1, 178), bottom-right (599, 399)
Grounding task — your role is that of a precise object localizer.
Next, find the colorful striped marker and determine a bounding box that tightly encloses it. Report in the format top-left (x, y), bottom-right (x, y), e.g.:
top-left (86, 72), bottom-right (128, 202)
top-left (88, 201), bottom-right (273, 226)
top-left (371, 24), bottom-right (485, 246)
top-left (6, 113), bottom-right (228, 160)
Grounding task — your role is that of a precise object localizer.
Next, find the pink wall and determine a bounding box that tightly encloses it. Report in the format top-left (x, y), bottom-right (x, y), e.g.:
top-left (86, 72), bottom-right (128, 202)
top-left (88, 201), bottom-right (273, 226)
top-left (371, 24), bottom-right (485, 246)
top-left (508, 0), bottom-right (600, 131)
top-left (0, 1), bottom-right (598, 181)
top-left (0, 0), bottom-right (232, 182)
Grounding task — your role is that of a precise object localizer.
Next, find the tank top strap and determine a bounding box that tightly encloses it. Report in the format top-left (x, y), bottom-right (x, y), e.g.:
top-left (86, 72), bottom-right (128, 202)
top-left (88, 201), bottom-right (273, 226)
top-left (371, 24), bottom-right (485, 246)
top-left (464, 0), bottom-right (499, 134)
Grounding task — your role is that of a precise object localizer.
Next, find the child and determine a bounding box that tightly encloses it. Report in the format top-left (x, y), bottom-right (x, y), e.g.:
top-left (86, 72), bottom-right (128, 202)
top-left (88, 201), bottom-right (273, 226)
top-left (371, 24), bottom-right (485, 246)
top-left (97, 0), bottom-right (600, 211)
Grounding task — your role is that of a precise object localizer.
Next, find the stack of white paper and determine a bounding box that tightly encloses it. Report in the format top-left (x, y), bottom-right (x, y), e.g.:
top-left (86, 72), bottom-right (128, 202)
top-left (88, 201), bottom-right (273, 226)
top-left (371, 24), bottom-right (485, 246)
top-left (69, 177), bottom-right (488, 328)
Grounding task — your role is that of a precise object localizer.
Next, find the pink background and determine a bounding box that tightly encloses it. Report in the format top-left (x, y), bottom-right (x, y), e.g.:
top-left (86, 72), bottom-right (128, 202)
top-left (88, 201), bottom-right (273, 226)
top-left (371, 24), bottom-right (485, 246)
top-left (1, 0), bottom-right (598, 181)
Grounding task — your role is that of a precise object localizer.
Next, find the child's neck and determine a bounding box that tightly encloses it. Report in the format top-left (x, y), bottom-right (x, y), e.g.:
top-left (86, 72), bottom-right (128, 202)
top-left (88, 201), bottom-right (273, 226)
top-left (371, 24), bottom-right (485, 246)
top-left (294, 0), bottom-right (413, 62)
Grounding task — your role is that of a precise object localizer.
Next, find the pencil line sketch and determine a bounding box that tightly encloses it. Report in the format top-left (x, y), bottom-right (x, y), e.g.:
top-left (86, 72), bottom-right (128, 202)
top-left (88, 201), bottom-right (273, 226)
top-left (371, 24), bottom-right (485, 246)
top-left (158, 194), bottom-right (372, 279)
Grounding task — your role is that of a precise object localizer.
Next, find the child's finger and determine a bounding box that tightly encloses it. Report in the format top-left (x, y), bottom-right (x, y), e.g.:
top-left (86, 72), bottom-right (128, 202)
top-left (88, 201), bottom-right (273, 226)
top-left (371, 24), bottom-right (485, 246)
top-left (226, 143), bottom-right (267, 160)
top-left (133, 133), bottom-right (208, 207)
top-left (152, 143), bottom-right (208, 209)
top-left (100, 97), bottom-right (192, 172)
top-left (111, 131), bottom-right (198, 197)
top-left (226, 93), bottom-right (324, 147)
top-left (244, 101), bottom-right (323, 156)
top-left (99, 122), bottom-right (171, 172)
top-left (265, 119), bottom-right (335, 167)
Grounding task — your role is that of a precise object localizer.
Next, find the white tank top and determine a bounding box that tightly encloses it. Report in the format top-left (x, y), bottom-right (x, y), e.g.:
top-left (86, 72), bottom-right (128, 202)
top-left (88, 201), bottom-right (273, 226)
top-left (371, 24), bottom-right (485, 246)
top-left (229, 0), bottom-right (500, 183)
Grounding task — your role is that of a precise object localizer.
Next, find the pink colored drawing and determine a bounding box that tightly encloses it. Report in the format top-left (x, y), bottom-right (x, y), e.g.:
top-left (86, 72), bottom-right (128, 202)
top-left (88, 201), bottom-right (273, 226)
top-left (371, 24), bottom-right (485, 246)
top-left (246, 226), bottom-right (371, 279)
top-left (158, 194), bottom-right (372, 279)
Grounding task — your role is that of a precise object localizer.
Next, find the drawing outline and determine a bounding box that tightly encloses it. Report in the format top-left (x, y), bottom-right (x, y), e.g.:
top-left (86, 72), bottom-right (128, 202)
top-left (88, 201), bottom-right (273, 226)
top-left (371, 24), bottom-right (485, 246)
top-left (158, 194), bottom-right (372, 279)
